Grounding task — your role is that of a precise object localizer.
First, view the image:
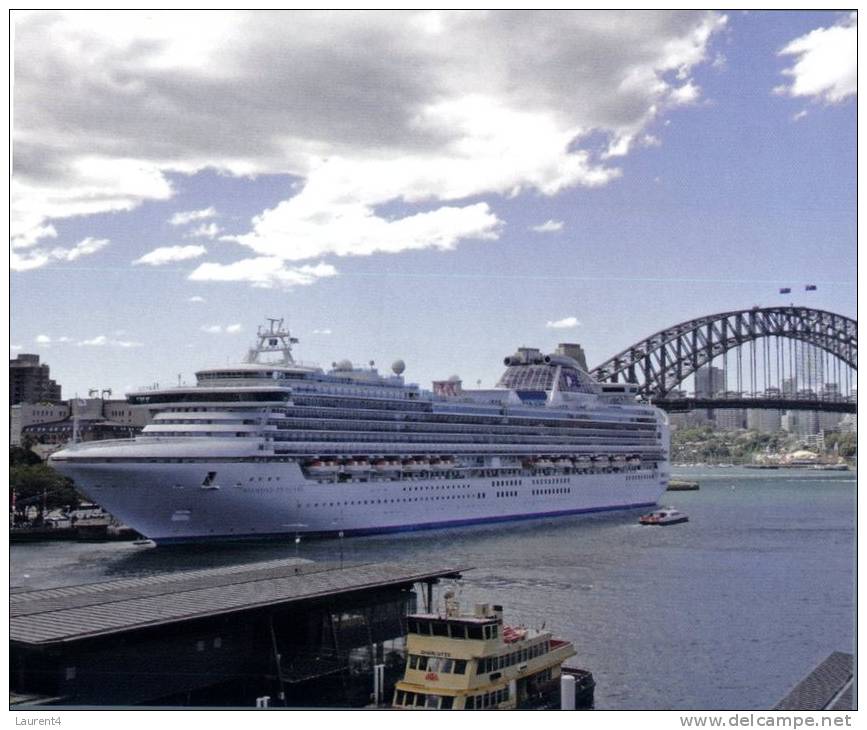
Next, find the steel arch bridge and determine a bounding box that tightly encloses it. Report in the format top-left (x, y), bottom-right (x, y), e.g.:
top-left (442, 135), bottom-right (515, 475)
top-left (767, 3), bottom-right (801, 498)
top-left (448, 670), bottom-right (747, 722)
top-left (590, 307), bottom-right (856, 412)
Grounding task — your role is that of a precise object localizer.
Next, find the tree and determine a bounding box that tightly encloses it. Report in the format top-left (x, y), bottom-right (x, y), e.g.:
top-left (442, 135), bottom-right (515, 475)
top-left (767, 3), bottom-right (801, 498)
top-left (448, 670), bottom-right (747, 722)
top-left (10, 446), bottom-right (42, 467)
top-left (10, 464), bottom-right (81, 524)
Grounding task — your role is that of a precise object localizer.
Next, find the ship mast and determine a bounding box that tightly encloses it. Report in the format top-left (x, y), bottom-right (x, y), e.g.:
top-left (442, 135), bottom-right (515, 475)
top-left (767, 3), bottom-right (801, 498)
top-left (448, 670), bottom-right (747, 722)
top-left (244, 317), bottom-right (299, 365)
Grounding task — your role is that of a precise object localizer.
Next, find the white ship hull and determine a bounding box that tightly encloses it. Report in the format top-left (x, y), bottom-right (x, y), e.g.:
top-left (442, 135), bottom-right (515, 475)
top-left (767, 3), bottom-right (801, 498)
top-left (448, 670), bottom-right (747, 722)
top-left (57, 459), bottom-right (669, 543)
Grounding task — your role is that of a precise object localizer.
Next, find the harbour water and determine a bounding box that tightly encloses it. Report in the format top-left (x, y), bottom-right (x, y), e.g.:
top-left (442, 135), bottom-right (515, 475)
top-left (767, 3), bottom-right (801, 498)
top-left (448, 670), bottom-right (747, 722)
top-left (11, 468), bottom-right (855, 710)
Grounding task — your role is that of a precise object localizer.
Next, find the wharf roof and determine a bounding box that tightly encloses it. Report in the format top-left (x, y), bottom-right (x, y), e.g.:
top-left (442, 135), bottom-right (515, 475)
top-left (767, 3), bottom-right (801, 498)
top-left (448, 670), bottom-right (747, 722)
top-left (11, 558), bottom-right (467, 647)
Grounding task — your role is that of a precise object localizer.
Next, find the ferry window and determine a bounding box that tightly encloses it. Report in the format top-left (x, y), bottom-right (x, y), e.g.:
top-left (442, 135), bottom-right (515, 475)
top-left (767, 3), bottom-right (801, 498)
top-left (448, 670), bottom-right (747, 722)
top-left (490, 624), bottom-right (498, 639)
top-left (432, 622), bottom-right (449, 637)
top-left (414, 694), bottom-right (424, 707)
top-left (475, 660), bottom-right (485, 675)
top-left (409, 655), bottom-right (420, 670)
top-left (395, 690), bottom-right (405, 706)
top-left (425, 695), bottom-right (439, 709)
top-left (465, 696), bottom-right (475, 710)
top-left (403, 692), bottom-right (414, 706)
top-left (453, 659), bottom-right (467, 674)
top-left (440, 696), bottom-right (453, 709)
top-left (449, 624), bottom-right (466, 639)
top-left (407, 620), bottom-right (418, 634)
top-left (441, 659), bottom-right (453, 673)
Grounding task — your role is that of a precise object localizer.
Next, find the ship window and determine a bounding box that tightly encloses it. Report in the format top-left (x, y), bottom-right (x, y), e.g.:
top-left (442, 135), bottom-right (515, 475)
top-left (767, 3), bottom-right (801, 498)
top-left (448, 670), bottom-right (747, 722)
top-left (440, 696), bottom-right (454, 709)
top-left (414, 693), bottom-right (424, 707)
top-left (425, 695), bottom-right (439, 709)
top-left (395, 690), bottom-right (405, 706)
top-left (432, 621), bottom-right (448, 637)
top-left (453, 659), bottom-right (467, 674)
top-left (467, 625), bottom-right (484, 640)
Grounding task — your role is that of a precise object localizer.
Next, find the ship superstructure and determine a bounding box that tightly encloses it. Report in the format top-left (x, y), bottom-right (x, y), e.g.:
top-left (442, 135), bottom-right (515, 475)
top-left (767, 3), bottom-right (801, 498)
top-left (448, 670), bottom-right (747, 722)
top-left (50, 318), bottom-right (670, 543)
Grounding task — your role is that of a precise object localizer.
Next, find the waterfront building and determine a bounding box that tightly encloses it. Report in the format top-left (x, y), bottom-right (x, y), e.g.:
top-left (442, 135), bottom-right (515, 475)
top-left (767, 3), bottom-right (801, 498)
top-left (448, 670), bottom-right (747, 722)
top-left (14, 398), bottom-right (151, 448)
top-left (10, 354), bottom-right (62, 405)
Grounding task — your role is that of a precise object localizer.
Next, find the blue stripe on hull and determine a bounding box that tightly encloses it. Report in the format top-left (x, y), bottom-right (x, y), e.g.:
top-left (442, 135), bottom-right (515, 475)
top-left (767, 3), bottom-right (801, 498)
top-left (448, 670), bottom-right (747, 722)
top-left (153, 500), bottom-right (658, 545)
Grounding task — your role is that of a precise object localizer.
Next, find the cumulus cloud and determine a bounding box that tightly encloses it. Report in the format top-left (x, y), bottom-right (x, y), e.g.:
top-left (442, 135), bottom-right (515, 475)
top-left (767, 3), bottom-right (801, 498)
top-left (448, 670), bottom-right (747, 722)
top-left (10, 344), bottom-right (23, 351)
top-left (189, 258), bottom-right (338, 289)
top-left (77, 335), bottom-right (142, 347)
top-left (776, 13), bottom-right (856, 104)
top-left (312, 328), bottom-right (332, 335)
top-left (169, 207), bottom-right (217, 226)
top-left (199, 323), bottom-right (242, 334)
top-left (531, 219), bottom-right (564, 233)
top-left (132, 244), bottom-right (207, 266)
top-left (546, 316), bottom-right (581, 329)
top-left (35, 334), bottom-right (51, 345)
top-left (13, 11), bottom-right (727, 280)
top-left (185, 222), bottom-right (222, 239)
top-left (188, 295), bottom-right (206, 303)
top-left (12, 237), bottom-right (109, 272)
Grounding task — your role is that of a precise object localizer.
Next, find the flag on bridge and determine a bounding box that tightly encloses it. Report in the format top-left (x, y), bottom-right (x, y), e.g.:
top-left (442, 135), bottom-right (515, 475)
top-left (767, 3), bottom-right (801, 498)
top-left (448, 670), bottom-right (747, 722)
top-left (779, 287), bottom-right (791, 294)
top-left (805, 284), bottom-right (817, 291)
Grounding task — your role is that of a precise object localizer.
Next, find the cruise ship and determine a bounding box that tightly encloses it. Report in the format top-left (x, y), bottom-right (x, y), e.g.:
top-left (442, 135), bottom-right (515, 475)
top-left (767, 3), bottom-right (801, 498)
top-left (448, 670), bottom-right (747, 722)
top-left (50, 319), bottom-right (670, 544)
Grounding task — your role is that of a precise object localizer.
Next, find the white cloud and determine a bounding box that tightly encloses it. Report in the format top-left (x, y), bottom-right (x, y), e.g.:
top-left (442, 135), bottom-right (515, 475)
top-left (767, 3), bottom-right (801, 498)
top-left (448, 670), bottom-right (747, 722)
top-left (312, 328), bottom-right (332, 335)
top-left (56, 336), bottom-right (73, 343)
top-left (546, 316), bottom-right (581, 329)
top-left (11, 237), bottom-right (110, 272)
top-left (776, 13), bottom-right (856, 104)
top-left (132, 245), bottom-right (207, 266)
top-left (530, 219), bottom-right (563, 233)
top-left (78, 334), bottom-right (143, 347)
top-left (189, 258), bottom-right (338, 289)
top-left (188, 295), bottom-right (206, 303)
top-left (185, 222), bottom-right (222, 239)
top-left (13, 11), bottom-right (727, 280)
top-left (169, 207), bottom-right (217, 226)
top-left (10, 344), bottom-right (23, 351)
top-left (35, 334), bottom-right (51, 345)
top-left (197, 323), bottom-right (241, 335)
top-left (792, 110), bottom-right (808, 122)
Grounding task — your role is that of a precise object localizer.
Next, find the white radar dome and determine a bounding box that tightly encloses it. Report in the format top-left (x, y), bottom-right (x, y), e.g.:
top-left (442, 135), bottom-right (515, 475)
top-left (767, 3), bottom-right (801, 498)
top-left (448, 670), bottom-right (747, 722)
top-left (391, 359), bottom-right (406, 375)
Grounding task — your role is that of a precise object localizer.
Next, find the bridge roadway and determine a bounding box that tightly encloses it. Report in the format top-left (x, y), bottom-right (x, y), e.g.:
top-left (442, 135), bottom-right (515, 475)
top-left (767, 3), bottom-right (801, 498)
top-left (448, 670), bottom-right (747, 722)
top-left (654, 396), bottom-right (856, 414)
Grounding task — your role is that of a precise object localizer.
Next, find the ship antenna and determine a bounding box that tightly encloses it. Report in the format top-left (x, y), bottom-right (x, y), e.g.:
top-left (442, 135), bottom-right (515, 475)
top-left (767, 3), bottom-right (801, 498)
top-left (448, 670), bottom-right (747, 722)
top-left (247, 317), bottom-right (298, 365)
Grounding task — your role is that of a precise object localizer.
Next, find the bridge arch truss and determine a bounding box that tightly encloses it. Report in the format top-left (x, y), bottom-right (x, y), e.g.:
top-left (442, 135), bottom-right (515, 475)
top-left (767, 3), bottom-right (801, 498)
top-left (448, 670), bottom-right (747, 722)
top-left (590, 307), bottom-right (856, 400)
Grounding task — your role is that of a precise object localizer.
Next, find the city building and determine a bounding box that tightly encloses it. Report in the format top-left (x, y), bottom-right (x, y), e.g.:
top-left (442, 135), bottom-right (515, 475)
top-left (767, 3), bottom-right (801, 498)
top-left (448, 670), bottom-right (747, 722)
top-left (13, 397), bottom-right (151, 449)
top-left (10, 354), bottom-right (62, 405)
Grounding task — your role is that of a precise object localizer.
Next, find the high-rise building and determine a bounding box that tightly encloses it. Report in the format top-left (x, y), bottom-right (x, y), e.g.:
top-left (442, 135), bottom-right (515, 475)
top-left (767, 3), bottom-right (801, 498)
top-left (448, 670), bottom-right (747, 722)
top-left (694, 366), bottom-right (725, 397)
top-left (694, 365), bottom-right (725, 423)
top-left (10, 354), bottom-right (62, 405)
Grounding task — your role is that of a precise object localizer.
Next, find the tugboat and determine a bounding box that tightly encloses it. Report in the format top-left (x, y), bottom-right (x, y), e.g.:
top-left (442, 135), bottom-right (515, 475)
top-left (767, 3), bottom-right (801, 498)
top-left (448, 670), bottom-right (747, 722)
top-left (392, 592), bottom-right (594, 709)
top-left (639, 507), bottom-right (688, 526)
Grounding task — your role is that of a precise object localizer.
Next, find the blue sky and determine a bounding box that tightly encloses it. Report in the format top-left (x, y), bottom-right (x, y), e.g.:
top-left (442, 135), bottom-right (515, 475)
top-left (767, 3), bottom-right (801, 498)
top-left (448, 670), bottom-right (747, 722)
top-left (11, 11), bottom-right (856, 398)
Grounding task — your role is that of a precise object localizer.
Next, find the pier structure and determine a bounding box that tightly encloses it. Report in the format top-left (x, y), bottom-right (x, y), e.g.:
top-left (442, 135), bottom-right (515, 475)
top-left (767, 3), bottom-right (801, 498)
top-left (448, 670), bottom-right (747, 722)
top-left (10, 558), bottom-right (465, 707)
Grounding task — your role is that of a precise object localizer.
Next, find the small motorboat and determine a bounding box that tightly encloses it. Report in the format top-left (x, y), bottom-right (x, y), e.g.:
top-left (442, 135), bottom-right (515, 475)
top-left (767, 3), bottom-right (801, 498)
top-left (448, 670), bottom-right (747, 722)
top-left (639, 508), bottom-right (688, 526)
